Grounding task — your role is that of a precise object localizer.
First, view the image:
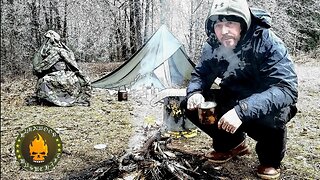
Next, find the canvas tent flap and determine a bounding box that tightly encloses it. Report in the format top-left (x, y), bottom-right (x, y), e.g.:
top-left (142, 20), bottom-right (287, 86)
top-left (92, 25), bottom-right (195, 90)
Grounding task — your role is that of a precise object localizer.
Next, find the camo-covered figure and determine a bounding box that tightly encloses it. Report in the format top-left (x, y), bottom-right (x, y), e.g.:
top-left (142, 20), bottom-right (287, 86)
top-left (32, 30), bottom-right (91, 106)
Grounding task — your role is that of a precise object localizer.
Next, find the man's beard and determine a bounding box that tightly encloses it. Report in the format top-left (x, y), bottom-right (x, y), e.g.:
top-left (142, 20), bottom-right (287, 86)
top-left (220, 35), bottom-right (239, 49)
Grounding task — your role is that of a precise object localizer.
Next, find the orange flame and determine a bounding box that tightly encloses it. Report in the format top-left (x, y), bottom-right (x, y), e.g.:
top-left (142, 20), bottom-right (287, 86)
top-left (29, 133), bottom-right (48, 163)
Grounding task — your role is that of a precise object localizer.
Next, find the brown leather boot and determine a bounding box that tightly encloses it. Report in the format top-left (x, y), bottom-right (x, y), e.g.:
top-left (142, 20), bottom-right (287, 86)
top-left (257, 165), bottom-right (280, 179)
top-left (205, 140), bottom-right (250, 163)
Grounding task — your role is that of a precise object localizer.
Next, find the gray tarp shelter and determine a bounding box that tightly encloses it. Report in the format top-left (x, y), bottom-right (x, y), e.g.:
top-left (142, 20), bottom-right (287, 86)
top-left (92, 25), bottom-right (195, 90)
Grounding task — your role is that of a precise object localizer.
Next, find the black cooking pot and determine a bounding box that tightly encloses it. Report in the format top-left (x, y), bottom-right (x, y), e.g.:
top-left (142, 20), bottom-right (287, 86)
top-left (118, 90), bottom-right (128, 101)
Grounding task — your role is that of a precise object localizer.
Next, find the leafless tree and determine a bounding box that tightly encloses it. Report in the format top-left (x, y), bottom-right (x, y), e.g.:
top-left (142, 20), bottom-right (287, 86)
top-left (0, 0), bottom-right (318, 79)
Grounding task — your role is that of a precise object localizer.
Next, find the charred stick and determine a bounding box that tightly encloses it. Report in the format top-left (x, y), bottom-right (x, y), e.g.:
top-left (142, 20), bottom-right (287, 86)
top-left (166, 143), bottom-right (205, 158)
top-left (139, 129), bottom-right (161, 156)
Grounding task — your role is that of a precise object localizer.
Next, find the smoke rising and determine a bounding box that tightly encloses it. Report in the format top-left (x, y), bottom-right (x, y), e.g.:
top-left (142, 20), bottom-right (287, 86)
top-left (214, 45), bottom-right (241, 78)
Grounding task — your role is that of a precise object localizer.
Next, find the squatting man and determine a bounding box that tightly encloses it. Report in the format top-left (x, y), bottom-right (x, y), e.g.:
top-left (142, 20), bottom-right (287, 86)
top-left (182, 0), bottom-right (298, 179)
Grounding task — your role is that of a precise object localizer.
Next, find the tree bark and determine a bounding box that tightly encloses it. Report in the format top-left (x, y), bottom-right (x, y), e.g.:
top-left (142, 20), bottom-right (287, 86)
top-left (63, 0), bottom-right (67, 40)
top-left (143, 0), bottom-right (151, 42)
top-left (129, 0), bottom-right (136, 54)
top-left (134, 0), bottom-right (142, 48)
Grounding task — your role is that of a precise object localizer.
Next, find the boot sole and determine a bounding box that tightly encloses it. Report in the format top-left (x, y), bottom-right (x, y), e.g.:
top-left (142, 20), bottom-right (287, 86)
top-left (257, 172), bottom-right (280, 179)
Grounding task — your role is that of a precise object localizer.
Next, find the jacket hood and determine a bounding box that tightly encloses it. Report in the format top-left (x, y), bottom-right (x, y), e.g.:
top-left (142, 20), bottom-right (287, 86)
top-left (205, 0), bottom-right (252, 39)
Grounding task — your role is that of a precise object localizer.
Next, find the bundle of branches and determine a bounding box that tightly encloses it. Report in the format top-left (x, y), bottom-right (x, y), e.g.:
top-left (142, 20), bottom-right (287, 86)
top-left (90, 130), bottom-right (230, 180)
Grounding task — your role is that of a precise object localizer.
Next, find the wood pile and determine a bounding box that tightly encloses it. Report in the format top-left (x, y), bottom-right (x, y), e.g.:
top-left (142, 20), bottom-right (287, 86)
top-left (90, 130), bottom-right (231, 180)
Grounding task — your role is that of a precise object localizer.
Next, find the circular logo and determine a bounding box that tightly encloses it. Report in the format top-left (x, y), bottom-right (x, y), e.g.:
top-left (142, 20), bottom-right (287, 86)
top-left (15, 125), bottom-right (62, 172)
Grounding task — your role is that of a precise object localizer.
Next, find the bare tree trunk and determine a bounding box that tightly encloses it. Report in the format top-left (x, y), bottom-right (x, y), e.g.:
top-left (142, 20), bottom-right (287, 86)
top-left (28, 0), bottom-right (41, 48)
top-left (43, 3), bottom-right (50, 29)
top-left (159, 0), bottom-right (165, 25)
top-left (135, 0), bottom-right (142, 47)
top-left (189, 0), bottom-right (195, 58)
top-left (63, 0), bottom-right (67, 40)
top-left (53, 1), bottom-right (62, 31)
top-left (151, 0), bottom-right (154, 33)
top-left (144, 0), bottom-right (151, 42)
top-left (3, 1), bottom-right (16, 74)
top-left (122, 7), bottom-right (129, 60)
top-left (42, 1), bottom-right (62, 33)
top-left (49, 1), bottom-right (53, 28)
top-left (188, 0), bottom-right (209, 62)
top-left (129, 0), bottom-right (136, 54)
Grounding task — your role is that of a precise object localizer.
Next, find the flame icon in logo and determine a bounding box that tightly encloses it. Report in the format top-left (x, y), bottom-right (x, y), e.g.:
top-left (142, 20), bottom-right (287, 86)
top-left (29, 133), bottom-right (48, 163)
top-left (16, 125), bottom-right (62, 171)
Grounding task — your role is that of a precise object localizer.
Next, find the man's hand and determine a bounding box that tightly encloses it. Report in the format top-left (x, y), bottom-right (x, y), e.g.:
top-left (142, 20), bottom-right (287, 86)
top-left (218, 108), bottom-right (242, 134)
top-left (187, 93), bottom-right (205, 110)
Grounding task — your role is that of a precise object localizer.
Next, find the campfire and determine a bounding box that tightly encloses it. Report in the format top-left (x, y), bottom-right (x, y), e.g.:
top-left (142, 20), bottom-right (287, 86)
top-left (89, 130), bottom-right (230, 180)
top-left (74, 88), bottom-right (230, 180)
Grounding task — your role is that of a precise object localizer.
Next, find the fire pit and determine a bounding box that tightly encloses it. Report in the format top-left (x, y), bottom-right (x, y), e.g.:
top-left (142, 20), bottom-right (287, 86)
top-left (86, 132), bottom-right (231, 180)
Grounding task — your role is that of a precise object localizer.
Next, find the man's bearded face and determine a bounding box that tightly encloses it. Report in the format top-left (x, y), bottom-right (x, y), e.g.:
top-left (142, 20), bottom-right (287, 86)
top-left (214, 20), bottom-right (242, 49)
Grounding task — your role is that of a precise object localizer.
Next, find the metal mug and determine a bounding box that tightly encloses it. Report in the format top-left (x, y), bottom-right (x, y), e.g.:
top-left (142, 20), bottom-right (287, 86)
top-left (198, 101), bottom-right (217, 125)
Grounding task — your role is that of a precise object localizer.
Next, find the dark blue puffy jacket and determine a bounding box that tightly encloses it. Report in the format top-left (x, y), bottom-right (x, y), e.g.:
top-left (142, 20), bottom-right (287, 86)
top-left (186, 13), bottom-right (298, 128)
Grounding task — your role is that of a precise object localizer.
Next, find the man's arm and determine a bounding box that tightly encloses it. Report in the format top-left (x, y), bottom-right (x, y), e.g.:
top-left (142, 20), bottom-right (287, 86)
top-left (187, 43), bottom-right (220, 99)
top-left (234, 30), bottom-right (298, 123)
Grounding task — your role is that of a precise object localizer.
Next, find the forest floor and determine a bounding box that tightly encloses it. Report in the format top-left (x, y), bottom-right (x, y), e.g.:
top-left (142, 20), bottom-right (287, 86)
top-left (1, 58), bottom-right (319, 180)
